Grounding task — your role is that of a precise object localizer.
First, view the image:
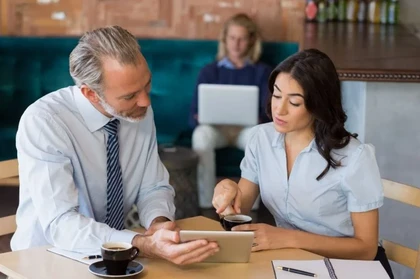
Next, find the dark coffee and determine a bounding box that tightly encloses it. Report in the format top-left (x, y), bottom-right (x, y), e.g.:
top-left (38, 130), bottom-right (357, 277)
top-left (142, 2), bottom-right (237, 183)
top-left (220, 214), bottom-right (252, 231)
top-left (101, 242), bottom-right (139, 275)
top-left (229, 219), bottom-right (246, 222)
top-left (107, 247), bottom-right (125, 251)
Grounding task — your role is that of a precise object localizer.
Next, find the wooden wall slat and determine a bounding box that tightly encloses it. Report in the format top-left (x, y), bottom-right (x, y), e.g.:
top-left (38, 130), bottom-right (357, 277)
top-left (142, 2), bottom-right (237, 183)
top-left (2, 0), bottom-right (305, 42)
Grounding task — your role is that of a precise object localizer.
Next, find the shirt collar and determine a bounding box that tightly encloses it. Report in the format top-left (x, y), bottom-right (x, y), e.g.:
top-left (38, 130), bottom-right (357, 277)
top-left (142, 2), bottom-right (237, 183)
top-left (272, 131), bottom-right (318, 152)
top-left (217, 57), bottom-right (252, 69)
top-left (272, 132), bottom-right (285, 148)
top-left (74, 86), bottom-right (111, 133)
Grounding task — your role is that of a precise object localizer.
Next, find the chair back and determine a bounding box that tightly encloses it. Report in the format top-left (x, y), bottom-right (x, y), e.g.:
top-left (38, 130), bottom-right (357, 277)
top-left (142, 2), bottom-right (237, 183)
top-left (0, 159), bottom-right (18, 236)
top-left (382, 179), bottom-right (420, 279)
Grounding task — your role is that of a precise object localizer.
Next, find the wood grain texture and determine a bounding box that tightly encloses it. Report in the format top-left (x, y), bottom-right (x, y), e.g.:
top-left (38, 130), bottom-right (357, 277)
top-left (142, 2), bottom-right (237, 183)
top-left (0, 159), bottom-right (18, 180)
top-left (382, 240), bottom-right (419, 270)
top-left (0, 215), bottom-right (16, 237)
top-left (0, 217), bottom-right (323, 279)
top-left (0, 0), bottom-right (8, 34)
top-left (415, 245), bottom-right (420, 279)
top-left (382, 179), bottom-right (420, 208)
top-left (382, 179), bottom-right (420, 275)
top-left (0, 159), bottom-right (18, 237)
top-left (5, 0), bottom-right (89, 36)
top-left (2, 0), bottom-right (305, 42)
top-left (303, 22), bottom-right (420, 82)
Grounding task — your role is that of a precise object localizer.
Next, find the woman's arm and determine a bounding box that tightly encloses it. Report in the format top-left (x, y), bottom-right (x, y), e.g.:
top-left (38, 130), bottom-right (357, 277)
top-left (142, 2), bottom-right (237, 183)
top-left (288, 210), bottom-right (379, 260)
top-left (235, 209), bottom-right (379, 260)
top-left (237, 178), bottom-right (260, 215)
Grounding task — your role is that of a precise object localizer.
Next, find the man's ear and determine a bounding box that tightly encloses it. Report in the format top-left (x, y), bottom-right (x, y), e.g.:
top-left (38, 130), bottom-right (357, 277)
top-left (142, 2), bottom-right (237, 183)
top-left (80, 85), bottom-right (100, 104)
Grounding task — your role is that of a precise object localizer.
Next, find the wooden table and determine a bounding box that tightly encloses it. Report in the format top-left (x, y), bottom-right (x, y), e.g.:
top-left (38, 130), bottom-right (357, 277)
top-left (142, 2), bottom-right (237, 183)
top-left (0, 216), bottom-right (322, 279)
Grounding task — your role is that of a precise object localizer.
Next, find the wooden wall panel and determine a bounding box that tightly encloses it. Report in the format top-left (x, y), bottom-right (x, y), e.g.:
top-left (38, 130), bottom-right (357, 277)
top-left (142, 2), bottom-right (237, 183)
top-left (0, 0), bottom-right (8, 34)
top-left (176, 0), bottom-right (305, 42)
top-left (94, 0), bottom-right (178, 38)
top-left (1, 0), bottom-right (305, 42)
top-left (178, 0), bottom-right (255, 40)
top-left (6, 0), bottom-right (88, 36)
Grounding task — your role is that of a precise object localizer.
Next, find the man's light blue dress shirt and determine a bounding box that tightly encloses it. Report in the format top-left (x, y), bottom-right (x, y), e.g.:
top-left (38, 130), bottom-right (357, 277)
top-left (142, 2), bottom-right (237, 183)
top-left (11, 86), bottom-right (176, 253)
top-left (217, 57), bottom-right (251, 69)
top-left (241, 123), bottom-right (384, 237)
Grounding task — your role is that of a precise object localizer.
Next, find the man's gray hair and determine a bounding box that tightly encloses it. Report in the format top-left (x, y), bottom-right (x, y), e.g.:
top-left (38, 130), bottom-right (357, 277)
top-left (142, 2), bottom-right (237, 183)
top-left (69, 25), bottom-right (141, 95)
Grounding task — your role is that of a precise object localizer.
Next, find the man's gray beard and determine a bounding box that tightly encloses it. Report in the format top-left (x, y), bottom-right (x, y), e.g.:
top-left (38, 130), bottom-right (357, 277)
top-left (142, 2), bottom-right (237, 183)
top-left (98, 98), bottom-right (144, 123)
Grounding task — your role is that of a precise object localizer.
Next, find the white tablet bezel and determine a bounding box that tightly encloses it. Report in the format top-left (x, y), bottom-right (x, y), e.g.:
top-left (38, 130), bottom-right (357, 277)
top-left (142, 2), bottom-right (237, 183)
top-left (179, 230), bottom-right (254, 263)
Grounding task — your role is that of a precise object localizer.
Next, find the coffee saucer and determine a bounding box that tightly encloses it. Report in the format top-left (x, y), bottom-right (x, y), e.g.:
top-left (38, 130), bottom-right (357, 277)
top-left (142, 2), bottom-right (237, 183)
top-left (88, 260), bottom-right (144, 278)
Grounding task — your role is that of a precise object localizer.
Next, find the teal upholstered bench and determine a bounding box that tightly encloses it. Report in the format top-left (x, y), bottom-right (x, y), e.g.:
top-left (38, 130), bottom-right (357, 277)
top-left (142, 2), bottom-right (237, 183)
top-left (0, 37), bottom-right (298, 177)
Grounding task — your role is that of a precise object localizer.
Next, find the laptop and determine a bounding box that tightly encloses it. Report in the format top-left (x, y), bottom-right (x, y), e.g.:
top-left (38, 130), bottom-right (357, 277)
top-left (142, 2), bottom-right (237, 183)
top-left (198, 84), bottom-right (259, 126)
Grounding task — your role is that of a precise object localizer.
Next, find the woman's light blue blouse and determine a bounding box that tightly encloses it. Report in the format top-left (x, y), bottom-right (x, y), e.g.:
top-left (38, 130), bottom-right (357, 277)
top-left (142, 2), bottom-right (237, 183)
top-left (240, 123), bottom-right (384, 237)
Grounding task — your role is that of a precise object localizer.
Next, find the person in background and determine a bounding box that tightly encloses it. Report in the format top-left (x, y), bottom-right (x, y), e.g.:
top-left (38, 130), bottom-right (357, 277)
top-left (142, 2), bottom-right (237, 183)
top-left (12, 25), bottom-right (218, 266)
top-left (189, 13), bottom-right (272, 210)
top-left (212, 49), bottom-right (394, 278)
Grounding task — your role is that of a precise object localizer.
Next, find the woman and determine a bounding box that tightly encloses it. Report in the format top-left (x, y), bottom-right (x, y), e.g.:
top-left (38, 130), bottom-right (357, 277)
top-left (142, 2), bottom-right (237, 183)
top-left (212, 49), bottom-right (394, 278)
top-left (189, 13), bottom-right (272, 209)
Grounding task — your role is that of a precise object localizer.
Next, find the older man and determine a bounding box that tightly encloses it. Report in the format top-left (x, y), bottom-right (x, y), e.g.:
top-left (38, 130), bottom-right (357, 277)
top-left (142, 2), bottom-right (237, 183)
top-left (11, 25), bottom-right (218, 265)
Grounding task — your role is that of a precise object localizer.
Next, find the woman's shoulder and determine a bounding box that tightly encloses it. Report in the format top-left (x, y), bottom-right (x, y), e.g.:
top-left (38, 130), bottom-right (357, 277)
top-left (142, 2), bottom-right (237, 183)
top-left (334, 136), bottom-right (377, 167)
top-left (247, 122), bottom-right (278, 145)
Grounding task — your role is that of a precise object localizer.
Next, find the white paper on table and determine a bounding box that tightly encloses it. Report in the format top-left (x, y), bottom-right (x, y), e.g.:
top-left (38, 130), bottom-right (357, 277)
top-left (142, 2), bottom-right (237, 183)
top-left (47, 247), bottom-right (102, 265)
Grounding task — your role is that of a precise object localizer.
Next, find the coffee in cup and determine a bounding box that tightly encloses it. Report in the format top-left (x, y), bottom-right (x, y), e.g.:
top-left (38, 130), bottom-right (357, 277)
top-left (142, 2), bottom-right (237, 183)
top-left (220, 214), bottom-right (252, 231)
top-left (101, 242), bottom-right (139, 275)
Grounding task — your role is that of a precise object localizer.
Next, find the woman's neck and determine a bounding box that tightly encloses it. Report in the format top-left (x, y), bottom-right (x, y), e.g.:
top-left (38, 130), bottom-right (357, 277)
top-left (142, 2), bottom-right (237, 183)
top-left (284, 128), bottom-right (315, 150)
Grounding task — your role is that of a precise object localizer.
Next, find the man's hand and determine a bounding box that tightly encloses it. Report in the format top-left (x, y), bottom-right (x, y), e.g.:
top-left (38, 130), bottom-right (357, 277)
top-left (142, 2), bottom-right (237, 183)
top-left (132, 229), bottom-right (219, 265)
top-left (144, 216), bottom-right (178, 236)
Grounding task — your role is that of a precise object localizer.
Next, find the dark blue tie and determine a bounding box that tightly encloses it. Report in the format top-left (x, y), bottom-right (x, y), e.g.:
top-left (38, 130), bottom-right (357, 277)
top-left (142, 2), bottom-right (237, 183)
top-left (104, 119), bottom-right (125, 230)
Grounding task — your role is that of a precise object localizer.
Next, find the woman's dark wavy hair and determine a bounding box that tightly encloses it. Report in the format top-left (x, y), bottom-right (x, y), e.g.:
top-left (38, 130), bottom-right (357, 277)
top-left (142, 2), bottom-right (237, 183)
top-left (266, 48), bottom-right (357, 180)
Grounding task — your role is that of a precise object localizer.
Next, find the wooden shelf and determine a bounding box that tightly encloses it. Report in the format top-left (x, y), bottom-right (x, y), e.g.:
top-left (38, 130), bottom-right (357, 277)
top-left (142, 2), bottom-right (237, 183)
top-left (303, 22), bottom-right (420, 82)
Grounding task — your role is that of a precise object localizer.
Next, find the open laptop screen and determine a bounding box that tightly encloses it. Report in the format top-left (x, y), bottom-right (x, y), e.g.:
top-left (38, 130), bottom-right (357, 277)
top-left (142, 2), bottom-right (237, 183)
top-left (198, 84), bottom-right (259, 126)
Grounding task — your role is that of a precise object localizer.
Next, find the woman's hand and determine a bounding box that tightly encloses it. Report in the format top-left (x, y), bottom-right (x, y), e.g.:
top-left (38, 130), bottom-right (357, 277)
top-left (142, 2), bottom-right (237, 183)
top-left (212, 179), bottom-right (242, 216)
top-left (232, 223), bottom-right (292, 252)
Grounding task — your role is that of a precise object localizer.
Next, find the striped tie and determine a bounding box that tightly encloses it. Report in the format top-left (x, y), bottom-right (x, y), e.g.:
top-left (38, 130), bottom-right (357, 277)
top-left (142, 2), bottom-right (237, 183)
top-left (104, 119), bottom-right (125, 230)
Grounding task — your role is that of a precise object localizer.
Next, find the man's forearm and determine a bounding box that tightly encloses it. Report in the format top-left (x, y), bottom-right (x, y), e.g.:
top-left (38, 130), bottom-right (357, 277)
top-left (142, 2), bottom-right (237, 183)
top-left (137, 186), bottom-right (175, 228)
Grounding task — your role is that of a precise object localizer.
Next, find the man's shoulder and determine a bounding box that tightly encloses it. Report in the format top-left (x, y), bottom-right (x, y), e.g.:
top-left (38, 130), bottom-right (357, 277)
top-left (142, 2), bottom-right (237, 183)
top-left (22, 86), bottom-right (77, 120)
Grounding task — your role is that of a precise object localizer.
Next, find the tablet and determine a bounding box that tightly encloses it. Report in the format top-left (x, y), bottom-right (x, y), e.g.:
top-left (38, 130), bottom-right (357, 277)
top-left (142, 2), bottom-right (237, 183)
top-left (179, 230), bottom-right (254, 263)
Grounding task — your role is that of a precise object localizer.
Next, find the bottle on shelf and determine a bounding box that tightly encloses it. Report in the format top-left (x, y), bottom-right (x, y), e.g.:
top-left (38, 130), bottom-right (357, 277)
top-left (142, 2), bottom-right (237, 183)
top-left (327, 0), bottom-right (338, 21)
top-left (379, 0), bottom-right (388, 24)
top-left (337, 0), bottom-right (347, 21)
top-left (387, 0), bottom-right (399, 24)
top-left (357, 0), bottom-right (368, 22)
top-left (317, 0), bottom-right (328, 22)
top-left (347, 0), bottom-right (359, 21)
top-left (305, 0), bottom-right (318, 22)
top-left (368, 0), bottom-right (381, 23)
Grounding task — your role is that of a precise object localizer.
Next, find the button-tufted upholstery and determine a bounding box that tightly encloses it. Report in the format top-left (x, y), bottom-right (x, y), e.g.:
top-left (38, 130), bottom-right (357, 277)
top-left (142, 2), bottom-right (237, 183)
top-left (0, 37), bottom-right (298, 176)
